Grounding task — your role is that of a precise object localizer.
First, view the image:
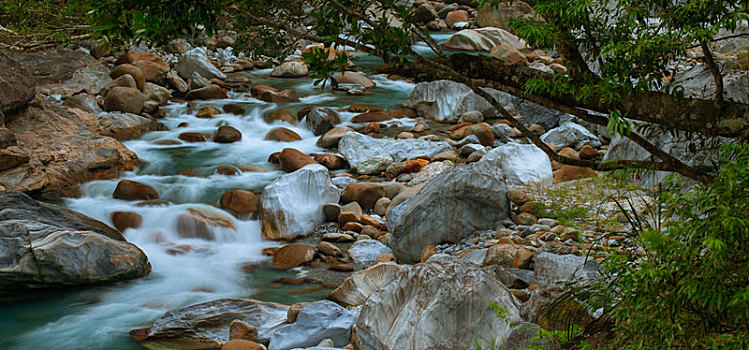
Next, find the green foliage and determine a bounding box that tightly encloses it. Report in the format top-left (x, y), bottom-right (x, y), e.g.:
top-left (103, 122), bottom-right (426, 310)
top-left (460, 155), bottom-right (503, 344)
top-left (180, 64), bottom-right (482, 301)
top-left (578, 144), bottom-right (749, 348)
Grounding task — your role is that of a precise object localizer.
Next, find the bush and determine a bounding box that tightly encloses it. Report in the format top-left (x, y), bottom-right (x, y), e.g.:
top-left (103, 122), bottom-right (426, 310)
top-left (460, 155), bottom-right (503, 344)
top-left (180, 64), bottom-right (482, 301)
top-left (579, 144), bottom-right (749, 349)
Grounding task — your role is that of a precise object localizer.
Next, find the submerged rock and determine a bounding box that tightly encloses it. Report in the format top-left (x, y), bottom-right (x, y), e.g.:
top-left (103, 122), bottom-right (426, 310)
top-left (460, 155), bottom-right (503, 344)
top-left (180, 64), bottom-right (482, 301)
top-left (269, 300), bottom-right (356, 350)
top-left (389, 165), bottom-right (511, 263)
top-left (0, 191), bottom-right (150, 294)
top-left (261, 164), bottom-right (341, 240)
top-left (138, 298), bottom-right (289, 347)
top-left (338, 132), bottom-right (450, 171)
top-left (355, 256), bottom-right (521, 350)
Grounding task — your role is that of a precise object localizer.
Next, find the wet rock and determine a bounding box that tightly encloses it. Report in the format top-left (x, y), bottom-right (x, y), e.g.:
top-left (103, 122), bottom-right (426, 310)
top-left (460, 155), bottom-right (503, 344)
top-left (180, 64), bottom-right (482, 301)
top-left (279, 148), bottom-right (316, 173)
top-left (139, 298), bottom-right (288, 347)
top-left (97, 112), bottom-right (159, 141)
top-left (315, 126), bottom-right (351, 148)
top-left (330, 263), bottom-right (403, 307)
top-left (179, 132), bottom-right (210, 143)
top-left (338, 132), bottom-right (450, 170)
top-left (541, 122), bottom-right (601, 150)
top-left (403, 80), bottom-right (511, 121)
top-left (351, 112), bottom-right (391, 123)
top-left (176, 208), bottom-right (236, 240)
top-left (224, 104), bottom-right (247, 115)
top-left (220, 190), bottom-right (259, 219)
top-left (176, 48), bottom-right (227, 81)
top-left (196, 105), bottom-right (221, 119)
top-left (349, 239), bottom-right (392, 266)
top-left (442, 27), bottom-right (527, 51)
top-left (357, 154), bottom-right (393, 175)
top-left (252, 85), bottom-right (300, 104)
top-left (317, 241), bottom-right (342, 257)
top-left (475, 143), bottom-right (553, 186)
top-left (186, 85), bottom-right (228, 100)
top-left (355, 256), bottom-right (521, 350)
top-left (0, 191), bottom-right (150, 294)
top-left (268, 300), bottom-right (355, 350)
top-left (111, 211), bottom-right (143, 232)
top-left (389, 165), bottom-right (510, 263)
top-left (113, 180), bottom-right (159, 201)
top-left (265, 108), bottom-right (296, 125)
top-left (214, 126), bottom-right (242, 143)
top-left (261, 164), bottom-right (341, 240)
top-left (272, 243), bottom-right (316, 269)
top-left (0, 102), bottom-right (138, 195)
top-left (222, 339), bottom-right (264, 350)
top-left (374, 197), bottom-right (390, 216)
top-left (322, 203), bottom-right (341, 221)
top-left (265, 127), bottom-right (302, 142)
top-left (103, 87), bottom-right (144, 114)
top-left (271, 61), bottom-right (309, 78)
top-left (305, 107), bottom-right (342, 136)
top-left (313, 153), bottom-right (346, 170)
top-left (333, 71), bottom-right (375, 89)
top-left (110, 64), bottom-right (146, 91)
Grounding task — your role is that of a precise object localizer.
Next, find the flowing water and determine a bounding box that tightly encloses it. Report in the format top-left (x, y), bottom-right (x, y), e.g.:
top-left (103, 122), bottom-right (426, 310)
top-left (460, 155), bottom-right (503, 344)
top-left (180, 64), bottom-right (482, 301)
top-left (0, 55), bottom-right (419, 349)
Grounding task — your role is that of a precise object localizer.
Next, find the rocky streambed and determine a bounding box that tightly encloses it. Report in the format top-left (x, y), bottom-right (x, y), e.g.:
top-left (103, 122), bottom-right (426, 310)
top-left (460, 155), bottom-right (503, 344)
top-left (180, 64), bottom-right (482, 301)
top-left (1, 11), bottom-right (739, 349)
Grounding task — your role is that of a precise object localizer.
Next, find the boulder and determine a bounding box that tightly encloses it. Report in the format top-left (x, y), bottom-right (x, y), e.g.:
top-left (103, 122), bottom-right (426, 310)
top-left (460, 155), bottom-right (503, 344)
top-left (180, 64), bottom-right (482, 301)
top-left (261, 164), bottom-right (341, 240)
top-left (351, 112), bottom-right (391, 123)
top-left (389, 165), bottom-right (510, 263)
top-left (271, 61), bottom-right (309, 78)
top-left (220, 190), bottom-right (259, 219)
top-left (0, 102), bottom-right (138, 196)
top-left (305, 107), bottom-right (342, 136)
top-left (443, 27), bottom-right (527, 52)
top-left (138, 298), bottom-right (288, 348)
top-left (475, 143), bottom-right (552, 186)
top-left (463, 123), bottom-right (495, 146)
top-left (252, 85), bottom-right (300, 104)
top-left (222, 339), bottom-right (264, 350)
top-left (112, 180), bottom-right (158, 201)
top-left (63, 92), bottom-right (102, 114)
top-left (133, 60), bottom-right (169, 85)
top-left (97, 112), bottom-right (160, 141)
top-left (415, 3), bottom-right (437, 23)
top-left (338, 132), bottom-right (451, 171)
top-left (332, 71), bottom-right (375, 89)
top-left (341, 182), bottom-right (386, 209)
top-left (50, 63), bottom-right (113, 96)
top-left (143, 82), bottom-right (171, 105)
top-left (489, 45), bottom-right (529, 66)
top-left (329, 263), bottom-right (403, 307)
top-left (317, 126), bottom-right (354, 148)
top-left (179, 132), bottom-right (209, 143)
top-left (0, 191), bottom-right (150, 294)
top-left (445, 10), bottom-right (469, 28)
top-left (186, 85), bottom-right (228, 100)
top-left (272, 243), bottom-right (316, 269)
top-left (176, 48), bottom-right (227, 81)
top-left (403, 80), bottom-right (512, 122)
top-left (265, 127), bottom-right (302, 142)
top-left (553, 165), bottom-right (597, 183)
top-left (191, 71), bottom-right (212, 89)
top-left (214, 126), bottom-right (243, 143)
top-left (230, 319), bottom-right (259, 341)
top-left (175, 207), bottom-right (236, 241)
top-left (268, 300), bottom-right (356, 350)
top-left (355, 256), bottom-right (521, 350)
top-left (533, 252), bottom-right (600, 286)
top-left (279, 148), bottom-right (316, 173)
top-left (110, 64), bottom-right (146, 91)
top-left (111, 211), bottom-right (143, 232)
top-left (312, 153), bottom-right (346, 170)
top-left (103, 87), bottom-right (145, 114)
top-left (541, 122), bottom-right (602, 150)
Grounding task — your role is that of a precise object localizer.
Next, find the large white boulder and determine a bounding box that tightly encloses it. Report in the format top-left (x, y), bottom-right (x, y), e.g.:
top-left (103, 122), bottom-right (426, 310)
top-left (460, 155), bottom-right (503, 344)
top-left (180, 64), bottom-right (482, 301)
top-left (338, 132), bottom-right (451, 171)
top-left (354, 255), bottom-right (521, 350)
top-left (261, 164), bottom-right (341, 240)
top-left (475, 143), bottom-right (552, 186)
top-left (540, 122), bottom-right (601, 149)
top-left (402, 80), bottom-right (515, 121)
top-left (269, 300), bottom-right (356, 350)
top-left (443, 27), bottom-right (527, 51)
top-left (388, 165), bottom-right (511, 263)
top-left (175, 48), bottom-right (226, 81)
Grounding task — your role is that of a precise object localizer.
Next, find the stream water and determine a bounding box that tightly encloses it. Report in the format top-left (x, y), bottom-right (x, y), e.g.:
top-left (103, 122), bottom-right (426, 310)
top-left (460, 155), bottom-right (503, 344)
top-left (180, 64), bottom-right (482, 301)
top-left (0, 48), bottom-right (428, 349)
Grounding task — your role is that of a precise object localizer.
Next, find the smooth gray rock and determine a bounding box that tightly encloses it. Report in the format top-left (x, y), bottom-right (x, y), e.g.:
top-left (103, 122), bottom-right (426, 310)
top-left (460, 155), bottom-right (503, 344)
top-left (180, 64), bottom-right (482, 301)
top-left (96, 112), bottom-right (160, 141)
top-left (338, 132), bottom-right (451, 170)
top-left (403, 80), bottom-right (514, 121)
top-left (0, 191), bottom-right (149, 294)
top-left (63, 92), bottom-right (103, 114)
top-left (474, 142), bottom-right (552, 186)
top-left (355, 256), bottom-right (521, 350)
top-left (442, 27), bottom-right (527, 51)
top-left (50, 63), bottom-right (112, 95)
top-left (142, 298), bottom-right (288, 347)
top-left (176, 48), bottom-right (226, 81)
top-left (540, 122), bottom-right (601, 150)
top-left (533, 252), bottom-right (600, 285)
top-left (389, 164), bottom-right (510, 263)
top-left (269, 300), bottom-right (356, 350)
